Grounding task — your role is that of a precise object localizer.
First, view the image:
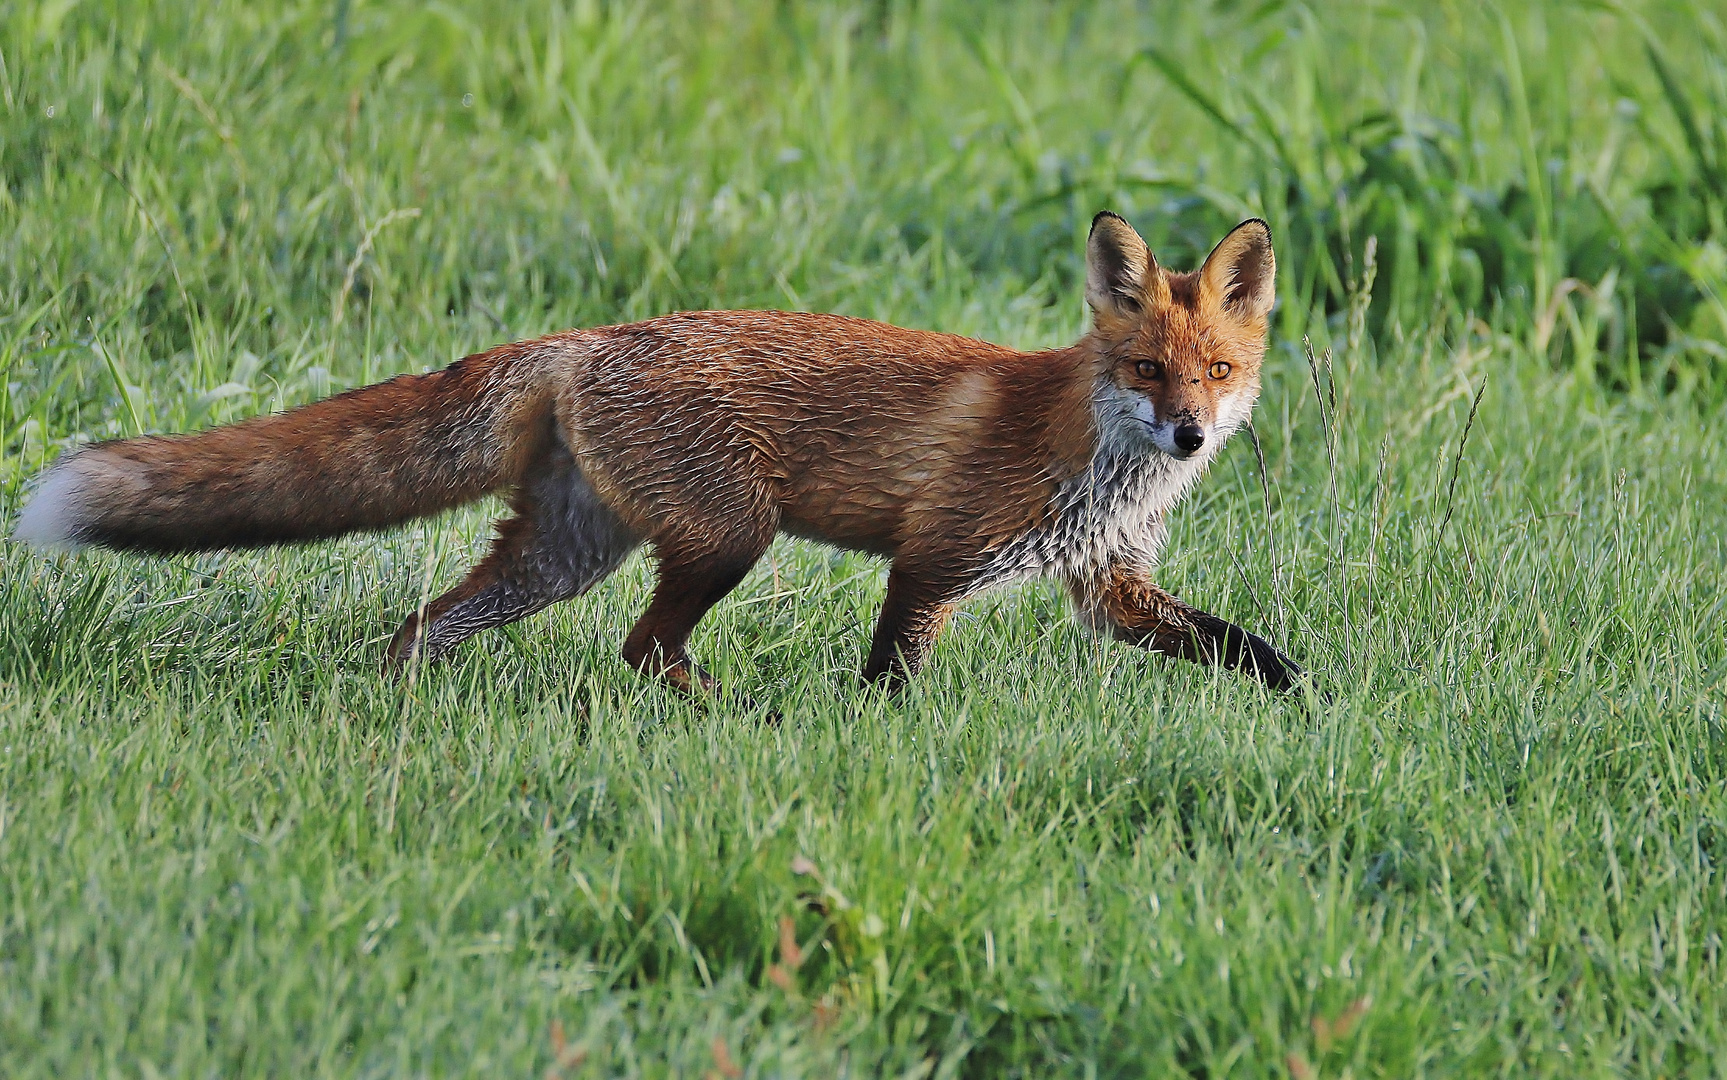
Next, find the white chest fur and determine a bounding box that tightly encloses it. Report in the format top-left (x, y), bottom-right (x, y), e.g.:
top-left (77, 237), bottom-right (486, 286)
top-left (980, 416), bottom-right (1212, 588)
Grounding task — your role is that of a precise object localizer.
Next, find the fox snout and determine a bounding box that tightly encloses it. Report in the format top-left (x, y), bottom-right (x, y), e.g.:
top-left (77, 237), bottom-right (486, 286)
top-left (1145, 416), bottom-right (1210, 460)
top-left (1172, 423), bottom-right (1206, 455)
top-left (1107, 390), bottom-right (1217, 461)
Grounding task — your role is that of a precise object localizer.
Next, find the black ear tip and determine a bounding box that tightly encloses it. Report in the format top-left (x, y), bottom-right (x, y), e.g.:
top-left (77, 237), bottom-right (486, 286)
top-left (1237, 217), bottom-right (1272, 242)
top-left (1090, 210), bottom-right (1127, 236)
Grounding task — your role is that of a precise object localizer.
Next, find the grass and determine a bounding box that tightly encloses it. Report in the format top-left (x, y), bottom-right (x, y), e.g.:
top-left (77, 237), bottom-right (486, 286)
top-left (2, 0), bottom-right (1726, 1075)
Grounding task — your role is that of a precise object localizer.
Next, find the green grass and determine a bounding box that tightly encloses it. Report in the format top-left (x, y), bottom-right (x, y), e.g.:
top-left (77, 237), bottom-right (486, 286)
top-left (3, 0), bottom-right (1726, 1075)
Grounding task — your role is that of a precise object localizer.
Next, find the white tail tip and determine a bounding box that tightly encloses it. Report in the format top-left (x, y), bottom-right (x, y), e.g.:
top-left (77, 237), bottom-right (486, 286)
top-left (12, 455), bottom-right (99, 550)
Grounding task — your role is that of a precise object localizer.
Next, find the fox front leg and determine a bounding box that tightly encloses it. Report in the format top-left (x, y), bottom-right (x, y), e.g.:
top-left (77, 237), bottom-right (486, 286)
top-left (861, 562), bottom-right (972, 690)
top-left (1069, 562), bottom-right (1302, 692)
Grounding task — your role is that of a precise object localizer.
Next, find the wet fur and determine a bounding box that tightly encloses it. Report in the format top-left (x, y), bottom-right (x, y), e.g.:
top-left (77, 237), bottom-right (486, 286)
top-left (15, 215), bottom-right (1302, 694)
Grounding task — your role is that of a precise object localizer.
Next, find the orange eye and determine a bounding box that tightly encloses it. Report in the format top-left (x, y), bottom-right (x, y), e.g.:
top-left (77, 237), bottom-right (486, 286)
top-left (1208, 361), bottom-right (1232, 379)
top-left (1136, 360), bottom-right (1162, 379)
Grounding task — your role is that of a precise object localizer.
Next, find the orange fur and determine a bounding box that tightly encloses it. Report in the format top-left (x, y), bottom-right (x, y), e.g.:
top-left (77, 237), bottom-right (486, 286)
top-left (14, 214), bottom-right (1303, 694)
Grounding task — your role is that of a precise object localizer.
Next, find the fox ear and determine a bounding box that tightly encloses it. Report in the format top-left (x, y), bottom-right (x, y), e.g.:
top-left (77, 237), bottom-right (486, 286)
top-left (1086, 212), bottom-right (1158, 321)
top-left (1199, 219), bottom-right (1276, 322)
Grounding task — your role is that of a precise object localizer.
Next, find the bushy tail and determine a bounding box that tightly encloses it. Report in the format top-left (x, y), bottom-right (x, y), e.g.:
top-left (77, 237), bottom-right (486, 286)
top-left (13, 340), bottom-right (562, 554)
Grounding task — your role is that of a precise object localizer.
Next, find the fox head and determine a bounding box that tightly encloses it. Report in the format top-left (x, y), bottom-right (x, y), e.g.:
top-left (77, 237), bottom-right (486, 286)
top-left (1083, 212), bottom-right (1276, 461)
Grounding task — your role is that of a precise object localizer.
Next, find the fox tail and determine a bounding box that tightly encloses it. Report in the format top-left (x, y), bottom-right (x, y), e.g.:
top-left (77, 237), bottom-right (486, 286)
top-left (13, 340), bottom-right (562, 554)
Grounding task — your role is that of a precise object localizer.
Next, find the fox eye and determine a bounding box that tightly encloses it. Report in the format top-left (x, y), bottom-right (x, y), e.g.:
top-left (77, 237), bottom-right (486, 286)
top-left (1135, 359), bottom-right (1162, 380)
top-left (1208, 361), bottom-right (1232, 380)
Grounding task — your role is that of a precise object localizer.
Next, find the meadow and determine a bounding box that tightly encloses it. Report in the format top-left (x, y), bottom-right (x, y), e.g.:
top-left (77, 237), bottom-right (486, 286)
top-left (2, 0), bottom-right (1725, 1074)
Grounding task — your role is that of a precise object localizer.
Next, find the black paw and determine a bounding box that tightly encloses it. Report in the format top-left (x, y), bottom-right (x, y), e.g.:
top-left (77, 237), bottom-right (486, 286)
top-left (1241, 630), bottom-right (1306, 695)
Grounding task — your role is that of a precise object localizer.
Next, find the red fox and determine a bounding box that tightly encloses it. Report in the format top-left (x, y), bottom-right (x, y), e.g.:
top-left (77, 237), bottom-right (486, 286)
top-left (14, 213), bottom-right (1300, 694)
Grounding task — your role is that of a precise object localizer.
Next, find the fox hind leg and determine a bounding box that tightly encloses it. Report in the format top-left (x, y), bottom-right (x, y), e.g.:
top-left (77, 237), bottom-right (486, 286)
top-left (387, 446), bottom-right (638, 667)
top-left (621, 521), bottom-right (775, 695)
top-left (620, 558), bottom-right (757, 695)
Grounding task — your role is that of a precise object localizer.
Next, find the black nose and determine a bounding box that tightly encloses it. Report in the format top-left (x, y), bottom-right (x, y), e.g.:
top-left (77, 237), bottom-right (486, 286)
top-left (1173, 424), bottom-right (1206, 454)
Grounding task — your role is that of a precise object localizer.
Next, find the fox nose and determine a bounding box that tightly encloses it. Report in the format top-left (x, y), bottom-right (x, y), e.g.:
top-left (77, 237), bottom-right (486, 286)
top-left (1173, 424), bottom-right (1206, 455)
